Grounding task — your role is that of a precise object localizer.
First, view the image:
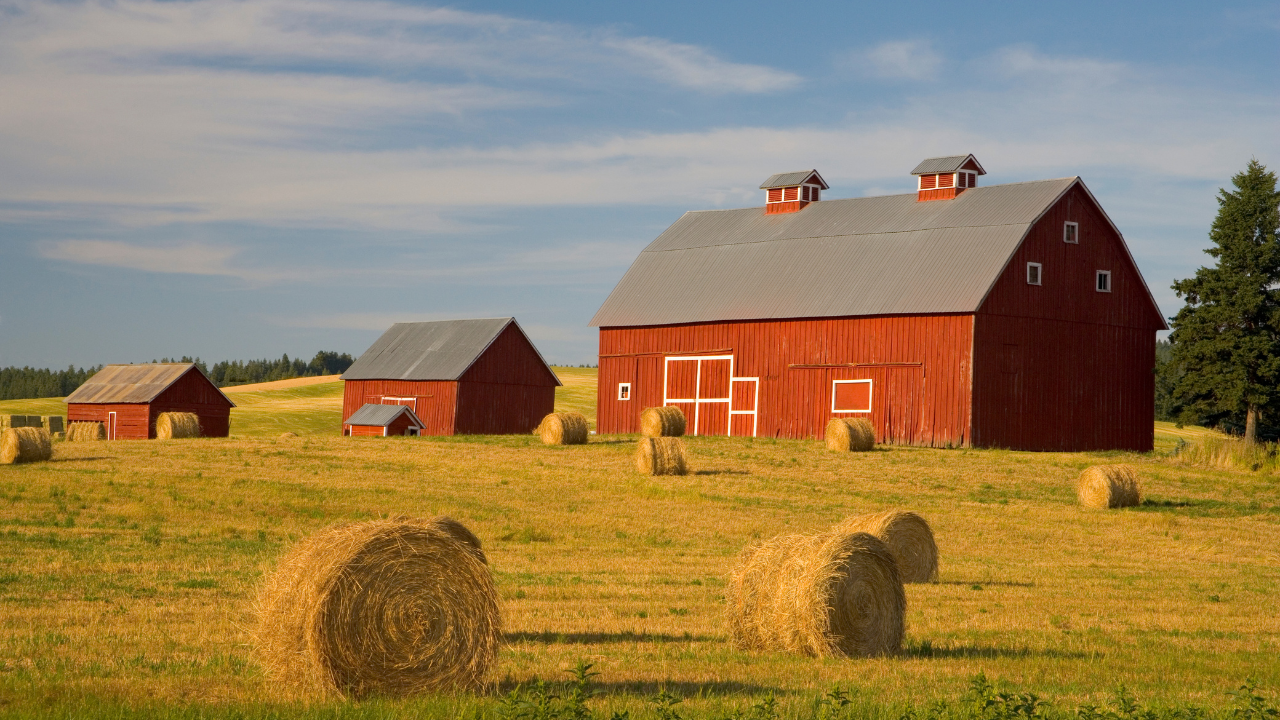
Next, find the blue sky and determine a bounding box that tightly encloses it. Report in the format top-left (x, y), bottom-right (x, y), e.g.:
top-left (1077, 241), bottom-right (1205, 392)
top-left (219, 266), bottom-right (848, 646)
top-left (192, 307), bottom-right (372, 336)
top-left (2, 0), bottom-right (1277, 368)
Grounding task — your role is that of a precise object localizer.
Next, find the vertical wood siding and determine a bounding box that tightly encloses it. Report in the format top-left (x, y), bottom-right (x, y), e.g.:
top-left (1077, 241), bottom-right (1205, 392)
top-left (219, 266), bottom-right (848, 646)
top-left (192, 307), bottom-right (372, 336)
top-left (66, 404), bottom-right (150, 439)
top-left (343, 380), bottom-right (458, 435)
top-left (454, 382), bottom-right (555, 435)
top-left (66, 368), bottom-right (232, 439)
top-left (461, 324), bottom-right (562, 387)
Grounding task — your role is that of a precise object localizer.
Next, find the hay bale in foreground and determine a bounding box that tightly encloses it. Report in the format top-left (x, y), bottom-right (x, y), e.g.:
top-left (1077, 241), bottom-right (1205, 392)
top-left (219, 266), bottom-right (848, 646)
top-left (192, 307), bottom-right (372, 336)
top-left (536, 412), bottom-right (588, 445)
top-left (640, 406), bottom-right (686, 437)
top-left (825, 417), bottom-right (874, 452)
top-left (66, 422), bottom-right (106, 442)
top-left (835, 510), bottom-right (938, 583)
top-left (1, 427), bottom-right (52, 465)
top-left (255, 516), bottom-right (500, 700)
top-left (636, 437), bottom-right (687, 476)
top-left (727, 531), bottom-right (905, 658)
top-left (156, 412), bottom-right (201, 439)
top-left (1077, 465), bottom-right (1141, 509)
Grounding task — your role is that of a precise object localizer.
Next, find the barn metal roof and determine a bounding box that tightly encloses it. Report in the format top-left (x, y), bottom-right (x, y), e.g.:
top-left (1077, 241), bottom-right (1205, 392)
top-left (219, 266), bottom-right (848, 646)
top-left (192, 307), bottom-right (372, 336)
top-left (759, 170), bottom-right (829, 189)
top-left (591, 178), bottom-right (1084, 327)
top-left (63, 363), bottom-right (235, 406)
top-left (345, 403), bottom-right (424, 427)
top-left (341, 317), bottom-right (559, 383)
top-left (911, 155), bottom-right (986, 175)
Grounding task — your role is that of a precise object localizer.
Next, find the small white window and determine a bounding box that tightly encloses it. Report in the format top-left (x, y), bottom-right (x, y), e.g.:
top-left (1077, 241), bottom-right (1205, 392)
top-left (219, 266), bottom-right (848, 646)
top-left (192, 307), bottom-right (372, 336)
top-left (1096, 270), bottom-right (1111, 292)
top-left (1064, 222), bottom-right (1079, 244)
top-left (617, 382), bottom-right (631, 401)
top-left (1027, 262), bottom-right (1042, 286)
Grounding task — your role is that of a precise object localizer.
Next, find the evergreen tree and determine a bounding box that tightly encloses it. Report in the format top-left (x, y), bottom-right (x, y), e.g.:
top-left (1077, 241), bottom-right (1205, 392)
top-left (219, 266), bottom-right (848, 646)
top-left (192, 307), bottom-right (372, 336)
top-left (1168, 159), bottom-right (1280, 443)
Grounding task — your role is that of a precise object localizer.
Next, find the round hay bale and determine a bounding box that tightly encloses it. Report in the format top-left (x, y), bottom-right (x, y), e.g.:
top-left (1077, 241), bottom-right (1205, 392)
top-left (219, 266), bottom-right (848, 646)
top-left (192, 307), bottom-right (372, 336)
top-left (1077, 465), bottom-right (1141, 509)
top-left (280, 432), bottom-right (298, 439)
top-left (254, 516), bottom-right (501, 699)
top-left (639, 406), bottom-right (686, 437)
top-left (726, 531), bottom-right (905, 658)
top-left (66, 422), bottom-right (105, 442)
top-left (825, 418), bottom-right (874, 452)
top-left (156, 412), bottom-right (201, 439)
top-left (0, 427), bottom-right (52, 464)
top-left (835, 510), bottom-right (938, 583)
top-left (636, 437), bottom-right (687, 476)
top-left (536, 412), bottom-right (589, 445)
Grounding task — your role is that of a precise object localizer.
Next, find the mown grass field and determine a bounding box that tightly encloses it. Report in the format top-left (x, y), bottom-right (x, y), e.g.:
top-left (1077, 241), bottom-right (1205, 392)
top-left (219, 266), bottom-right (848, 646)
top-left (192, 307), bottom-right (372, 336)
top-left (0, 371), bottom-right (1277, 719)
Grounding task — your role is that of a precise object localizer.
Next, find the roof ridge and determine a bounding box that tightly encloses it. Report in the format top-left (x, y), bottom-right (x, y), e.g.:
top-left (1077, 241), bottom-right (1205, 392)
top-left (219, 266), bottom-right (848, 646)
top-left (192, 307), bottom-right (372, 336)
top-left (684, 177), bottom-right (1079, 214)
top-left (642, 221), bottom-right (1039, 252)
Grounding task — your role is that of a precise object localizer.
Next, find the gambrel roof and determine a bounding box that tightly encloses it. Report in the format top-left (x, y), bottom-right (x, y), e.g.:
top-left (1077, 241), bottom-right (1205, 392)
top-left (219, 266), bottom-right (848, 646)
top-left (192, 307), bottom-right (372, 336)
top-left (342, 318), bottom-right (560, 383)
top-left (64, 363), bottom-right (234, 406)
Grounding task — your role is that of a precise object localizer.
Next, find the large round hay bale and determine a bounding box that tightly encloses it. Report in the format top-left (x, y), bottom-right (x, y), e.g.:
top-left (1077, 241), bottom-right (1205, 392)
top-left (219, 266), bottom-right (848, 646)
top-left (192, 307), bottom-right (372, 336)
top-left (825, 417), bottom-right (874, 452)
top-left (156, 412), bottom-right (201, 439)
top-left (66, 422), bottom-right (105, 442)
top-left (536, 412), bottom-right (589, 445)
top-left (636, 437), bottom-right (687, 476)
top-left (639, 406), bottom-right (686, 437)
top-left (0, 427), bottom-right (52, 464)
top-left (254, 516), bottom-right (501, 699)
top-left (835, 510), bottom-right (938, 583)
top-left (727, 531), bottom-right (904, 658)
top-left (1077, 465), bottom-right (1141, 509)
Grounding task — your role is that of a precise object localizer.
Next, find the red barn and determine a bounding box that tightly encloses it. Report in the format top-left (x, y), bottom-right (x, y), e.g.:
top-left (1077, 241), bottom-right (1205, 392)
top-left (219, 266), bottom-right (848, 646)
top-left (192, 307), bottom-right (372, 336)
top-left (343, 403), bottom-right (425, 437)
top-left (64, 363), bottom-right (234, 439)
top-left (340, 318), bottom-right (560, 436)
top-left (590, 155), bottom-right (1167, 451)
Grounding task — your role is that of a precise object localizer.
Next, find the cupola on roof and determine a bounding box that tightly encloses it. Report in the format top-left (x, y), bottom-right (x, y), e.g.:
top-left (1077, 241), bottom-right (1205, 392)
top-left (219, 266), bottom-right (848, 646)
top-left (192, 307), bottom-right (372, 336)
top-left (759, 170), bottom-right (829, 190)
top-left (759, 169), bottom-right (828, 215)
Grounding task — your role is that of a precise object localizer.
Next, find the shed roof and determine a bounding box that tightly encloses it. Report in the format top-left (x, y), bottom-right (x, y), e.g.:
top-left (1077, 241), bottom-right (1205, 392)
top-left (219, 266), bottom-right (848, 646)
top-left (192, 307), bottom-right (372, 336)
top-left (759, 170), bottom-right (829, 189)
top-left (911, 155), bottom-right (986, 175)
top-left (64, 363), bottom-right (234, 406)
top-left (341, 317), bottom-right (559, 383)
top-left (590, 177), bottom-right (1161, 328)
top-left (345, 403), bottom-right (424, 427)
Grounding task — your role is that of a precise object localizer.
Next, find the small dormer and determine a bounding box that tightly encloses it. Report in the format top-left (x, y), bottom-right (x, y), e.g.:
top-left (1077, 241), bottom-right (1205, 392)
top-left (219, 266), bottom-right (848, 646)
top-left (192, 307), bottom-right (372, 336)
top-left (760, 169), bottom-right (829, 215)
top-left (911, 155), bottom-right (986, 202)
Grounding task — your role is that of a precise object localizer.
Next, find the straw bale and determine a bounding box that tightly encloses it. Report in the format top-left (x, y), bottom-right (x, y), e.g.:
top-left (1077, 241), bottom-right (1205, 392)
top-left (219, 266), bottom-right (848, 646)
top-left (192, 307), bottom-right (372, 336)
top-left (835, 510), bottom-right (938, 583)
top-left (726, 530), bottom-right (905, 658)
top-left (536, 412), bottom-right (589, 445)
top-left (1, 427), bottom-right (52, 464)
top-left (254, 516), bottom-right (500, 700)
top-left (639, 406), bottom-right (686, 437)
top-left (825, 418), bottom-right (874, 452)
top-left (636, 437), bottom-right (687, 476)
top-left (66, 422), bottom-right (106, 442)
top-left (1077, 465), bottom-right (1141, 509)
top-left (156, 412), bottom-right (201, 439)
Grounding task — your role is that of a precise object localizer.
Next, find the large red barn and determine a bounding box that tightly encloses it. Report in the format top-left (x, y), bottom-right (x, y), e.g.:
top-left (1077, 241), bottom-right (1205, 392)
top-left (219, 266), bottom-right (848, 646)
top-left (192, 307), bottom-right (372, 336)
top-left (340, 318), bottom-right (560, 436)
top-left (64, 363), bottom-right (234, 439)
top-left (590, 156), bottom-right (1167, 451)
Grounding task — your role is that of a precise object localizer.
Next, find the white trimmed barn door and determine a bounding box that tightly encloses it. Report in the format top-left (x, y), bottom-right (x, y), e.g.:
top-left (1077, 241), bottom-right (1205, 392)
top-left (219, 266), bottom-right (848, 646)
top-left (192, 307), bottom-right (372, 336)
top-left (663, 355), bottom-right (757, 436)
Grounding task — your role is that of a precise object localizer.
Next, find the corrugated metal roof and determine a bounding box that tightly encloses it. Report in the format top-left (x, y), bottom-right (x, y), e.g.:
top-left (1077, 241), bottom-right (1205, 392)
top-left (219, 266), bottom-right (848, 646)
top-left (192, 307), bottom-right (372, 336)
top-left (345, 403), bottom-right (423, 427)
top-left (590, 178), bottom-right (1078, 327)
top-left (911, 155), bottom-right (985, 175)
top-left (342, 317), bottom-right (546, 381)
top-left (64, 363), bottom-right (235, 406)
top-left (759, 170), bottom-right (827, 189)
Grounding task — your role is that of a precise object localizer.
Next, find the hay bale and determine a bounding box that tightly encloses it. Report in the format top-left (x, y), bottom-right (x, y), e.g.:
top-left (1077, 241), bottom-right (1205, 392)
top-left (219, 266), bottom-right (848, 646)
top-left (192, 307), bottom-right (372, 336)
top-left (639, 406), bottom-right (686, 437)
top-left (835, 511), bottom-right (938, 583)
top-left (280, 432), bottom-right (298, 439)
top-left (636, 437), bottom-right (687, 476)
top-left (66, 422), bottom-right (105, 442)
top-left (156, 412), bottom-right (201, 439)
top-left (825, 417), bottom-right (874, 452)
top-left (254, 516), bottom-right (500, 699)
top-left (536, 412), bottom-right (589, 445)
top-left (726, 531), bottom-right (905, 658)
top-left (1077, 465), bottom-right (1141, 509)
top-left (1, 427), bottom-right (52, 464)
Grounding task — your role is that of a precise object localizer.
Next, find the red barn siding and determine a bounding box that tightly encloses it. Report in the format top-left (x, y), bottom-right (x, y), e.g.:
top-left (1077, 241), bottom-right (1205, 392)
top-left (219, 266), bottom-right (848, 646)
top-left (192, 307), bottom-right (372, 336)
top-left (343, 380), bottom-right (457, 435)
top-left (461, 324), bottom-right (561, 387)
top-left (66, 367), bottom-right (231, 439)
top-left (67, 404), bottom-right (150, 440)
top-left (455, 381), bottom-right (555, 434)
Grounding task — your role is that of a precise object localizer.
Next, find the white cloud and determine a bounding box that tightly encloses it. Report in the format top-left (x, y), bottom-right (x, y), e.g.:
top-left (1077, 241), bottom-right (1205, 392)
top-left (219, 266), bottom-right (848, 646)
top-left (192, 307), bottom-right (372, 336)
top-left (606, 37), bottom-right (800, 93)
top-left (857, 40), bottom-right (942, 81)
top-left (271, 311), bottom-right (492, 330)
top-left (35, 239), bottom-right (325, 284)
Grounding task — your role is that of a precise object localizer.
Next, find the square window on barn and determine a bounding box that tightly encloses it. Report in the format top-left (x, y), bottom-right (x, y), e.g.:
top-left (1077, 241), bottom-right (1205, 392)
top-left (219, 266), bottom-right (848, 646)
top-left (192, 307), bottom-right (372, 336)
top-left (618, 382), bottom-right (631, 401)
top-left (1096, 270), bottom-right (1111, 292)
top-left (1027, 262), bottom-right (1042, 285)
top-left (1064, 222), bottom-right (1079, 244)
top-left (831, 380), bottom-right (872, 413)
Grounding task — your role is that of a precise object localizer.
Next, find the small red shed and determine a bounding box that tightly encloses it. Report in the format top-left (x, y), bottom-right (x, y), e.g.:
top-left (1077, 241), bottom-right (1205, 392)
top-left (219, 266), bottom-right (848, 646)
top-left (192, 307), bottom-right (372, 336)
top-left (343, 403), bottom-right (425, 437)
top-left (340, 317), bottom-right (560, 436)
top-left (64, 363), bottom-right (234, 439)
top-left (591, 155), bottom-right (1167, 451)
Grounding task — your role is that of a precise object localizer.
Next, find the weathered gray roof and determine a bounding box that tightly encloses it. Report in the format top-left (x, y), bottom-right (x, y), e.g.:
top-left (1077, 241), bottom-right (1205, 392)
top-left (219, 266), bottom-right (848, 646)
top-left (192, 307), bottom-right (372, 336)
top-left (345, 403), bottom-right (423, 427)
top-left (64, 363), bottom-right (234, 406)
top-left (342, 317), bottom-right (558, 383)
top-left (591, 178), bottom-right (1081, 327)
top-left (760, 170), bottom-right (828, 189)
top-left (911, 155), bottom-right (985, 175)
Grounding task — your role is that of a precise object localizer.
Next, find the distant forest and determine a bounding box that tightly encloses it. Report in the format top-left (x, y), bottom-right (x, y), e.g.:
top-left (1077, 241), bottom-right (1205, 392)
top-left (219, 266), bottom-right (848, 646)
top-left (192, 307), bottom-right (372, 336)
top-left (0, 351), bottom-right (355, 401)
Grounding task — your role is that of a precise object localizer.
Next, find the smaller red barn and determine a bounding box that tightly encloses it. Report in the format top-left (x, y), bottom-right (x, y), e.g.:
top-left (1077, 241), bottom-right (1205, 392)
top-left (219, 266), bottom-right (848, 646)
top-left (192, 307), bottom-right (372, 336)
top-left (341, 317), bottom-right (560, 436)
top-left (64, 363), bottom-right (234, 439)
top-left (343, 403), bottom-right (425, 437)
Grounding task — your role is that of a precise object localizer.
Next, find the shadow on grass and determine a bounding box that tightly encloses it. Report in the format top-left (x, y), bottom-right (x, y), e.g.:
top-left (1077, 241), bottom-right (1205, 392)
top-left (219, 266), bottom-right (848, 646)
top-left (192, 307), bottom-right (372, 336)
top-left (507, 630), bottom-right (719, 645)
top-left (494, 677), bottom-right (784, 696)
top-left (904, 642), bottom-right (1094, 660)
top-left (693, 469), bottom-right (751, 476)
top-left (936, 580), bottom-right (1035, 587)
top-left (48, 456), bottom-right (115, 462)
top-left (1135, 498), bottom-right (1194, 509)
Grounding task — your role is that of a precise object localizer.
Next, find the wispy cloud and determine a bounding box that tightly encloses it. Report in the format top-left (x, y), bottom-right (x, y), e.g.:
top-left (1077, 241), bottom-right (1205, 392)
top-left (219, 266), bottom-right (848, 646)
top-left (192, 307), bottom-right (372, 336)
top-left (269, 312), bottom-right (493, 330)
top-left (854, 40), bottom-right (943, 81)
top-left (606, 37), bottom-right (800, 93)
top-left (35, 239), bottom-right (325, 284)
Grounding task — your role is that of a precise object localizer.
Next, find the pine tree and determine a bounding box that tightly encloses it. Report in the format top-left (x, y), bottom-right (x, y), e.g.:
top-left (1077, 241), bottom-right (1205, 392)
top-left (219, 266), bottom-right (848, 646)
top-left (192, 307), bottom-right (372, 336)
top-left (1169, 159), bottom-right (1280, 443)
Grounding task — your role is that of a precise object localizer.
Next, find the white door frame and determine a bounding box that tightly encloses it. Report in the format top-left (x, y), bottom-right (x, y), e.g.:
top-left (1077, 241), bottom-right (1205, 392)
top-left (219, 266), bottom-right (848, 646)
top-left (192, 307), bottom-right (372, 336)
top-left (107, 411), bottom-right (117, 440)
top-left (662, 355), bottom-right (758, 436)
top-left (730, 377), bottom-right (760, 437)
